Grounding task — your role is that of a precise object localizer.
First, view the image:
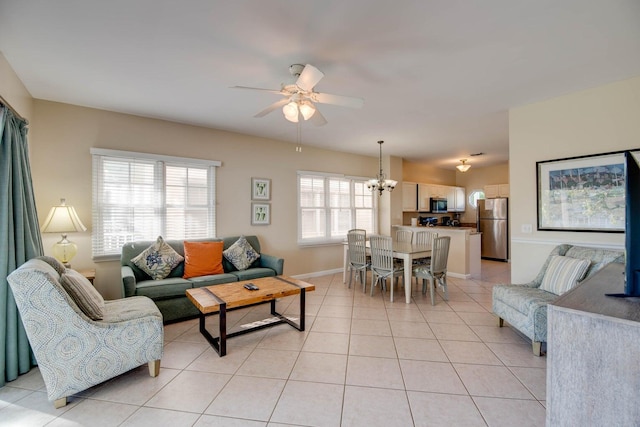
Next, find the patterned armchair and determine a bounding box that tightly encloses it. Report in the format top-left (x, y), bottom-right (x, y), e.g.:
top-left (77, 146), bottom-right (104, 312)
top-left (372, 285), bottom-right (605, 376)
top-left (492, 244), bottom-right (624, 356)
top-left (7, 257), bottom-right (163, 408)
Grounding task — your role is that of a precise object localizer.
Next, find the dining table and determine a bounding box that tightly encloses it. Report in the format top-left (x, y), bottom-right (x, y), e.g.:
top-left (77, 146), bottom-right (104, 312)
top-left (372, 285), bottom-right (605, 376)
top-left (343, 239), bottom-right (432, 303)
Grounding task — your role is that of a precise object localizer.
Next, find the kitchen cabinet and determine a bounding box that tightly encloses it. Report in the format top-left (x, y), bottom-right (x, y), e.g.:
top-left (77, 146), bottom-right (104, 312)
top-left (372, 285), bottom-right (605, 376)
top-left (417, 184), bottom-right (446, 211)
top-left (446, 186), bottom-right (466, 212)
top-left (417, 183), bottom-right (463, 212)
top-left (484, 183), bottom-right (509, 198)
top-left (402, 182), bottom-right (418, 211)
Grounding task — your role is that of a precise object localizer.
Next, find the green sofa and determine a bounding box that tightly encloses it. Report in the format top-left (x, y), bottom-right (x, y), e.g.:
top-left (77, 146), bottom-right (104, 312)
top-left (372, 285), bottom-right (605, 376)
top-left (121, 235), bottom-right (284, 323)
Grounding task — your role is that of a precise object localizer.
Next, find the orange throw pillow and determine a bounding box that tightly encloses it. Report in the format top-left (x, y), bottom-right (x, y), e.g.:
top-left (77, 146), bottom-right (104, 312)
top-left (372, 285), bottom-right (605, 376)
top-left (183, 241), bottom-right (224, 279)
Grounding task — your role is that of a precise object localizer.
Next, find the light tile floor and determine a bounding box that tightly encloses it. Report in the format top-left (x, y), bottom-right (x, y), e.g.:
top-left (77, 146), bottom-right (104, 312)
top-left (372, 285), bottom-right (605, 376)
top-left (0, 260), bottom-right (547, 426)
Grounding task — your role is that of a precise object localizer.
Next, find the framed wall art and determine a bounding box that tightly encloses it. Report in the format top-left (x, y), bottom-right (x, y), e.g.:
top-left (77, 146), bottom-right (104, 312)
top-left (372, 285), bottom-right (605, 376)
top-left (251, 177), bottom-right (271, 201)
top-left (251, 203), bottom-right (270, 225)
top-left (536, 149), bottom-right (639, 232)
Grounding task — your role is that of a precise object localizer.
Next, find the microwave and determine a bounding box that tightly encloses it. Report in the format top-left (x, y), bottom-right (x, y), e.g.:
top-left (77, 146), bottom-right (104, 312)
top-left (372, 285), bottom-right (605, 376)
top-left (430, 198), bottom-right (448, 213)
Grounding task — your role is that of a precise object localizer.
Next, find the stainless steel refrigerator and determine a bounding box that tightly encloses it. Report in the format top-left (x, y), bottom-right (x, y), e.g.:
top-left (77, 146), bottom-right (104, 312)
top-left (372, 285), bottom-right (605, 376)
top-left (477, 198), bottom-right (509, 261)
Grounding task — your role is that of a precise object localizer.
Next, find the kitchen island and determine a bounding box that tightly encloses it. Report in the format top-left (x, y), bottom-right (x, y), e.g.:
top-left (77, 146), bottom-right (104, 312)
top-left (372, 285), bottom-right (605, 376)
top-left (393, 225), bottom-right (481, 279)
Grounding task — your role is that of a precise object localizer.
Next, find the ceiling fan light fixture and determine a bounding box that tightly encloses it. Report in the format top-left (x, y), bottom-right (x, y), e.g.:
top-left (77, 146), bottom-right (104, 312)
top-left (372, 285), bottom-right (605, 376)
top-left (299, 102), bottom-right (316, 120)
top-left (283, 101), bottom-right (299, 122)
top-left (456, 159), bottom-right (471, 172)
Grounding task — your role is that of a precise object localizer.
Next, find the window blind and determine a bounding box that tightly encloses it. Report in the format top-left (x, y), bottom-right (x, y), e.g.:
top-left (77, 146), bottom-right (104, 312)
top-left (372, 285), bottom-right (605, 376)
top-left (91, 149), bottom-right (219, 260)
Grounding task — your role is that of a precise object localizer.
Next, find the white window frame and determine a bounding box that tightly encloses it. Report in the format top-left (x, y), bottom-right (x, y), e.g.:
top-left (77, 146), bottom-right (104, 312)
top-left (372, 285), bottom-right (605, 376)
top-left (468, 189), bottom-right (486, 209)
top-left (90, 148), bottom-right (220, 261)
top-left (297, 170), bottom-right (377, 246)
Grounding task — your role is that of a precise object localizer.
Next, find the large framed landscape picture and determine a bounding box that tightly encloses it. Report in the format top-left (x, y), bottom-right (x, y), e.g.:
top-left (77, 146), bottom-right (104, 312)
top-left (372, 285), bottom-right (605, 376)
top-left (536, 150), bottom-right (635, 232)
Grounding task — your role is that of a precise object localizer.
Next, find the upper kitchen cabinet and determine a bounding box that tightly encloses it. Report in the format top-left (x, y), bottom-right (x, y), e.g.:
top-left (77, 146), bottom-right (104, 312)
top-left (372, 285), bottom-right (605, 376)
top-left (484, 183), bottom-right (509, 198)
top-left (418, 184), bottom-right (446, 211)
top-left (402, 182), bottom-right (418, 211)
top-left (447, 186), bottom-right (466, 212)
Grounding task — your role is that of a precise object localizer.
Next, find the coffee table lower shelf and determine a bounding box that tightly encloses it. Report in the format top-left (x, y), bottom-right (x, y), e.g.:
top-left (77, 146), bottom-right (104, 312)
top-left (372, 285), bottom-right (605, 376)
top-left (199, 296), bottom-right (306, 357)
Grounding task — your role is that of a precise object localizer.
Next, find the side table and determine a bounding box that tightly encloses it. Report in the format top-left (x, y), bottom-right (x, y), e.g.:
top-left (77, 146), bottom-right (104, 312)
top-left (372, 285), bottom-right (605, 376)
top-left (78, 268), bottom-right (96, 285)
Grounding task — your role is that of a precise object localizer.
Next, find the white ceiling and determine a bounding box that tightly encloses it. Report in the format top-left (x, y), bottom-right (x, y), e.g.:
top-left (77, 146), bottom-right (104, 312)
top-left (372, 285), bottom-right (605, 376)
top-left (2, 1), bottom-right (640, 169)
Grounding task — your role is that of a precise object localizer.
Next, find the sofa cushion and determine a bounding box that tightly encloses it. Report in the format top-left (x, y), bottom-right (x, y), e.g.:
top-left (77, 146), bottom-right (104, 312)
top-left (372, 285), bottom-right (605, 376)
top-left (189, 273), bottom-right (239, 288)
top-left (131, 236), bottom-right (184, 280)
top-left (60, 269), bottom-right (105, 320)
top-left (135, 277), bottom-right (193, 299)
top-left (539, 255), bottom-right (591, 295)
top-left (493, 285), bottom-right (558, 316)
top-left (231, 268), bottom-right (277, 281)
top-left (183, 241), bottom-right (224, 279)
top-left (223, 235), bottom-right (261, 271)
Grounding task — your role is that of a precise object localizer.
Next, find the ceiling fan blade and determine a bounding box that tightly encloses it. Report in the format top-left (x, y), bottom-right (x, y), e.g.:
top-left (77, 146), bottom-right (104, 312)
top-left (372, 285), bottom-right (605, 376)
top-left (296, 64), bottom-right (324, 92)
top-left (254, 98), bottom-right (290, 118)
top-left (231, 85), bottom-right (284, 95)
top-left (314, 92), bottom-right (364, 109)
top-left (309, 108), bottom-right (328, 126)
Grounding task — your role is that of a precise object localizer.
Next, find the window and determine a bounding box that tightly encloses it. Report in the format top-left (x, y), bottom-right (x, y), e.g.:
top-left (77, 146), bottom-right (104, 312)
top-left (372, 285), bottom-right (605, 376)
top-left (91, 148), bottom-right (220, 260)
top-left (468, 189), bottom-right (485, 209)
top-left (298, 171), bottom-right (376, 245)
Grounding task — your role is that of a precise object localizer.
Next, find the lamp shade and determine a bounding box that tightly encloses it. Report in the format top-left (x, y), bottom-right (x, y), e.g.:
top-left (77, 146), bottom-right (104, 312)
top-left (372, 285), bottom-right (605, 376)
top-left (282, 101), bottom-right (299, 122)
top-left (456, 159), bottom-right (471, 172)
top-left (40, 199), bottom-right (86, 267)
top-left (299, 102), bottom-right (316, 120)
top-left (41, 199), bottom-right (87, 233)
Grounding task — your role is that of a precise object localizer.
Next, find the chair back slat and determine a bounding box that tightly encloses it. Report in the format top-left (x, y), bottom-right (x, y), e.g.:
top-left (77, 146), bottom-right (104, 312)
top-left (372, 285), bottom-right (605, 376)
top-left (413, 230), bottom-right (437, 248)
top-left (396, 229), bottom-right (413, 243)
top-left (430, 236), bottom-right (451, 275)
top-left (370, 235), bottom-right (395, 272)
top-left (347, 229), bottom-right (368, 266)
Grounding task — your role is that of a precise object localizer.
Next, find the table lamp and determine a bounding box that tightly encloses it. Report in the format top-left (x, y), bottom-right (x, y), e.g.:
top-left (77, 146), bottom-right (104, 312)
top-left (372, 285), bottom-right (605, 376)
top-left (40, 198), bottom-right (87, 267)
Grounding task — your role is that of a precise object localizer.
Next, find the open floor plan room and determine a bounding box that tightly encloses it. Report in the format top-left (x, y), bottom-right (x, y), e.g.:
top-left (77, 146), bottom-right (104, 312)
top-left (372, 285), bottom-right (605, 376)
top-left (0, 261), bottom-right (547, 427)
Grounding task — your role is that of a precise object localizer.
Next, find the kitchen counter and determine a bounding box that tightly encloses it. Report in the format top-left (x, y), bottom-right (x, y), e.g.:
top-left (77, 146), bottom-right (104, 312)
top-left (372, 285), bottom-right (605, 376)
top-left (393, 225), bottom-right (481, 279)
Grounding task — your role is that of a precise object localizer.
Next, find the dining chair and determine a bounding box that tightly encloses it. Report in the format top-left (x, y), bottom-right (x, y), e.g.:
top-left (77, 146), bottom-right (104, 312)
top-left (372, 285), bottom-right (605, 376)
top-left (347, 229), bottom-right (369, 292)
top-left (413, 236), bottom-right (451, 305)
top-left (369, 235), bottom-right (404, 302)
top-left (396, 229), bottom-right (413, 243)
top-left (412, 230), bottom-right (437, 263)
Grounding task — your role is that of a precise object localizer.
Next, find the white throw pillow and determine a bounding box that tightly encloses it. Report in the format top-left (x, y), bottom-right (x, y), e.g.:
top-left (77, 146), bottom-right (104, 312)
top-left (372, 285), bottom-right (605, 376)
top-left (132, 236), bottom-right (184, 280)
top-left (540, 255), bottom-right (591, 295)
top-left (223, 236), bottom-right (260, 270)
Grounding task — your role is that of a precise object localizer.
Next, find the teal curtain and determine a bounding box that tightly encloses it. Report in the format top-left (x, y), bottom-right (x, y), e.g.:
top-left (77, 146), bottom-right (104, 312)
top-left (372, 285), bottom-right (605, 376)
top-left (0, 104), bottom-right (43, 386)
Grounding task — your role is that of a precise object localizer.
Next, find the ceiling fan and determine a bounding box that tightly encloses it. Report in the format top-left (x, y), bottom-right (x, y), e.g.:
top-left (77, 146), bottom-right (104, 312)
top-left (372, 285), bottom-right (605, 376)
top-left (232, 64), bottom-right (364, 126)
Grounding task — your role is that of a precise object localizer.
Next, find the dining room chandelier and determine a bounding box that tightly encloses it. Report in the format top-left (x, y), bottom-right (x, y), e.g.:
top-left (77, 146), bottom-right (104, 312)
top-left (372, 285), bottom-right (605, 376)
top-left (367, 140), bottom-right (397, 195)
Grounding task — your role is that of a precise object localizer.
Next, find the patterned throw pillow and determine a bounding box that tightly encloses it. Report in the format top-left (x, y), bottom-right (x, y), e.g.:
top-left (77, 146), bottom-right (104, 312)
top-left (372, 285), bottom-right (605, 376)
top-left (539, 255), bottom-right (591, 295)
top-left (132, 236), bottom-right (184, 280)
top-left (223, 236), bottom-right (260, 271)
top-left (60, 269), bottom-right (105, 320)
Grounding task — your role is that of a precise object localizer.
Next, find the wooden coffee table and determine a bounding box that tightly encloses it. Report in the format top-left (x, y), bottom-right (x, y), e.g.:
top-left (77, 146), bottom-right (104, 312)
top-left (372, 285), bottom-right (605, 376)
top-left (186, 275), bottom-right (315, 356)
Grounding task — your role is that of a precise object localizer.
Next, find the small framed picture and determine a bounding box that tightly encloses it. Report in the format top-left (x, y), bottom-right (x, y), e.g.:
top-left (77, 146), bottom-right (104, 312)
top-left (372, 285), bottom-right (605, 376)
top-left (251, 203), bottom-right (270, 225)
top-left (251, 178), bottom-right (271, 201)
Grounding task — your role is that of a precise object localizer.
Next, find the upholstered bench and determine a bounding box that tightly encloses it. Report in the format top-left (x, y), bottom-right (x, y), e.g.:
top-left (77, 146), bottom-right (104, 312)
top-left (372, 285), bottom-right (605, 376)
top-left (492, 244), bottom-right (624, 355)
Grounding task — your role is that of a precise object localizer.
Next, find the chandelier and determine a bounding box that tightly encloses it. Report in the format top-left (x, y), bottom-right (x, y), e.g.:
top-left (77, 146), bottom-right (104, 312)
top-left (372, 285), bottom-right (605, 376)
top-left (367, 140), bottom-right (397, 195)
top-left (456, 159), bottom-right (471, 172)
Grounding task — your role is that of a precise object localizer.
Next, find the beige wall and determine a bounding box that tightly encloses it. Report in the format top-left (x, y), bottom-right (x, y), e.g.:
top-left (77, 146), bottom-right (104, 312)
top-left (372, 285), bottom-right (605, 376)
top-left (509, 75), bottom-right (640, 282)
top-left (0, 53), bottom-right (33, 122)
top-left (28, 100), bottom-right (378, 299)
top-left (403, 160), bottom-right (455, 184)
